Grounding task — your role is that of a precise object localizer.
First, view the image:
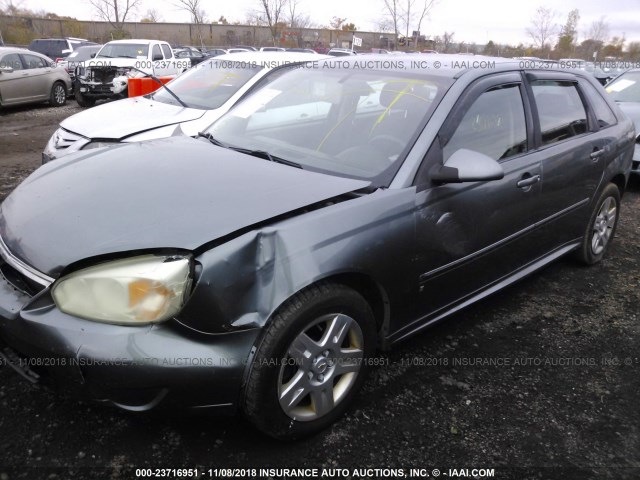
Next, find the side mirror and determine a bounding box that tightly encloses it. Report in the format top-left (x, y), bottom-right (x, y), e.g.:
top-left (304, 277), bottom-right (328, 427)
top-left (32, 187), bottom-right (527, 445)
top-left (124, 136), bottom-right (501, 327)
top-left (152, 53), bottom-right (163, 61)
top-left (431, 148), bottom-right (505, 184)
top-left (90, 52), bottom-right (96, 58)
top-left (0, 66), bottom-right (13, 74)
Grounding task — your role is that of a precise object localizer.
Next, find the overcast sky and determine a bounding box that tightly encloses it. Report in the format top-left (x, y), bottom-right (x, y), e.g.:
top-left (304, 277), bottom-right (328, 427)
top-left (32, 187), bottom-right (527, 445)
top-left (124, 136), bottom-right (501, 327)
top-left (17, 0), bottom-right (640, 45)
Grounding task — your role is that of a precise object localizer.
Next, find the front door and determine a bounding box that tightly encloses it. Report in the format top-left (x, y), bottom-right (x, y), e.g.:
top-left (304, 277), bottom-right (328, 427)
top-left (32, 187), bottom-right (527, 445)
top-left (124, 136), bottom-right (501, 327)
top-left (395, 73), bottom-right (546, 338)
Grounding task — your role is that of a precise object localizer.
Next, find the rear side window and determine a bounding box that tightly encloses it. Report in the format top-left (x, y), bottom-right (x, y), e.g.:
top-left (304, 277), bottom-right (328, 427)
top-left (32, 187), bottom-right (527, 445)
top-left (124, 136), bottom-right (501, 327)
top-left (443, 84), bottom-right (528, 162)
top-left (0, 53), bottom-right (24, 70)
top-left (582, 82), bottom-right (617, 128)
top-left (161, 44), bottom-right (172, 59)
top-left (22, 54), bottom-right (48, 69)
top-left (532, 80), bottom-right (588, 146)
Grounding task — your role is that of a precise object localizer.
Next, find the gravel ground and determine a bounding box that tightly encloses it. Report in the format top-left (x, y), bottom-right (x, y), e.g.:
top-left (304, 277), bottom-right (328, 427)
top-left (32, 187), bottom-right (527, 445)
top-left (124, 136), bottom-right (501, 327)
top-left (0, 104), bottom-right (639, 480)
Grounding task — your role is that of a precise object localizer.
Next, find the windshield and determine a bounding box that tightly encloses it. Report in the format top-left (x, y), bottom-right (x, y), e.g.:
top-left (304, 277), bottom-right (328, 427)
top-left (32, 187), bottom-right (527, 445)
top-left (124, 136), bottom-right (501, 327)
top-left (206, 66), bottom-right (451, 181)
top-left (606, 71), bottom-right (640, 102)
top-left (151, 59), bottom-right (262, 109)
top-left (97, 43), bottom-right (149, 59)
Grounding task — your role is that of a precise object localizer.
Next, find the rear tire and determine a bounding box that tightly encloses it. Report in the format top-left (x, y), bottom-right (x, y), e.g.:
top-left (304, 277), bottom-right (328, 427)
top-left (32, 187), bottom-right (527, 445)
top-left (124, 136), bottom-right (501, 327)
top-left (576, 183), bottom-right (620, 264)
top-left (243, 282), bottom-right (376, 440)
top-left (50, 82), bottom-right (67, 107)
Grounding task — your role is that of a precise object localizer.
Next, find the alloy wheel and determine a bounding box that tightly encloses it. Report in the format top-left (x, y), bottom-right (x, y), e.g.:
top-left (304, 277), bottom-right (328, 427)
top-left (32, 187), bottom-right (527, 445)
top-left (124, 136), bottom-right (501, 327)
top-left (591, 196), bottom-right (617, 255)
top-left (278, 313), bottom-right (364, 422)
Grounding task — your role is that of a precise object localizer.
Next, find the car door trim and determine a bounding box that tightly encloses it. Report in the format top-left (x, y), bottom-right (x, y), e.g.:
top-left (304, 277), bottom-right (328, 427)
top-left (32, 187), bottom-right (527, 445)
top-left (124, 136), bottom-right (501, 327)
top-left (418, 197), bottom-right (589, 283)
top-left (395, 241), bottom-right (581, 343)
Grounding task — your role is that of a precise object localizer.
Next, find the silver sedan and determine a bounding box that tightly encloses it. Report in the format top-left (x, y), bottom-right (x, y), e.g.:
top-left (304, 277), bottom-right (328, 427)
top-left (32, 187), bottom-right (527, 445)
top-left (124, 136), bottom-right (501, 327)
top-left (0, 47), bottom-right (71, 108)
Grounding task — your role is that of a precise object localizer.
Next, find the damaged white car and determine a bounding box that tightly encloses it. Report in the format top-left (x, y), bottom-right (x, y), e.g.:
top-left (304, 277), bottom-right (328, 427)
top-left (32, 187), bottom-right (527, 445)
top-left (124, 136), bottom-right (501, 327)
top-left (74, 39), bottom-right (188, 107)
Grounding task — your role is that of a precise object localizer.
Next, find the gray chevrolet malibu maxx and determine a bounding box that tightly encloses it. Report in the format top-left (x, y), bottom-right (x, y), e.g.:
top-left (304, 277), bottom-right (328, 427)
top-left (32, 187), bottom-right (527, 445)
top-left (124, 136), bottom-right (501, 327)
top-left (0, 56), bottom-right (634, 439)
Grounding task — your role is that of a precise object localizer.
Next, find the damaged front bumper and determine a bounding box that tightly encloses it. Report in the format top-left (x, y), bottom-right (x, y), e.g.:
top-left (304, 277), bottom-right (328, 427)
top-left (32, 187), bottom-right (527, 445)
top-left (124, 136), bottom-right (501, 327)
top-left (0, 259), bottom-right (260, 413)
top-left (75, 66), bottom-right (140, 99)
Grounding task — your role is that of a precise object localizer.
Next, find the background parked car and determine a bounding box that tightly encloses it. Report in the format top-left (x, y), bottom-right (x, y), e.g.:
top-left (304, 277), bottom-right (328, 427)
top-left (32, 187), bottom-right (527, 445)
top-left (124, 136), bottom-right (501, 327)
top-left (43, 51), bottom-right (327, 162)
top-left (605, 68), bottom-right (640, 175)
top-left (74, 39), bottom-right (184, 107)
top-left (28, 37), bottom-right (97, 63)
top-left (173, 48), bottom-right (209, 66)
top-left (327, 48), bottom-right (358, 56)
top-left (0, 47), bottom-right (71, 108)
top-left (286, 48), bottom-right (317, 53)
top-left (205, 48), bottom-right (228, 57)
top-left (260, 47), bottom-right (285, 52)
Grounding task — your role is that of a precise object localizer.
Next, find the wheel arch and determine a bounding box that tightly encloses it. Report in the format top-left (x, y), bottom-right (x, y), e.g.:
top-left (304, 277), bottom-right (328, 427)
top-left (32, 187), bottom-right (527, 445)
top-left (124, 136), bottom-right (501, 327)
top-left (318, 272), bottom-right (390, 344)
top-left (263, 272), bottom-right (390, 346)
top-left (241, 271), bottom-right (391, 392)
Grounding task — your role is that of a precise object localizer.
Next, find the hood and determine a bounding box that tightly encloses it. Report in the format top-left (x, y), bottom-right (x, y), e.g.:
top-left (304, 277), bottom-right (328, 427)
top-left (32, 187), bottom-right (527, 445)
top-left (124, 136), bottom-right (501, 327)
top-left (0, 136), bottom-right (369, 277)
top-left (617, 102), bottom-right (640, 136)
top-left (60, 96), bottom-right (205, 139)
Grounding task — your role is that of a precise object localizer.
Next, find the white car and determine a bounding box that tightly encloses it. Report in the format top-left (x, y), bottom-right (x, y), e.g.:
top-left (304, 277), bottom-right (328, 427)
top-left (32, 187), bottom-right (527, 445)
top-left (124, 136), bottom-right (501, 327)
top-left (327, 48), bottom-right (358, 56)
top-left (226, 48), bottom-right (252, 54)
top-left (74, 39), bottom-right (187, 107)
top-left (43, 52), bottom-right (325, 162)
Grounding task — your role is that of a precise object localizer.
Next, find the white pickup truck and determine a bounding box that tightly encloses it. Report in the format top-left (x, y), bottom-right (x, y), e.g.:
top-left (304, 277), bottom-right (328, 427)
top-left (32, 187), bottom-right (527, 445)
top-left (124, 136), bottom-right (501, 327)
top-left (74, 39), bottom-right (190, 107)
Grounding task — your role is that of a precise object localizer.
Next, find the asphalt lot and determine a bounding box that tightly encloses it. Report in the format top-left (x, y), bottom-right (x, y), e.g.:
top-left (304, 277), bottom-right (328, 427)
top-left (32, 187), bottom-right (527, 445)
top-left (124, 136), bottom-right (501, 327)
top-left (0, 102), bottom-right (639, 480)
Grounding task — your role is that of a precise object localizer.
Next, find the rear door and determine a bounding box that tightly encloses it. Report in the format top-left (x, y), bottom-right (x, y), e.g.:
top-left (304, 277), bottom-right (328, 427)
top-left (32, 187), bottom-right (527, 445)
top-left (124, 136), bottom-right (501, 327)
top-left (525, 72), bottom-right (604, 247)
top-left (0, 53), bottom-right (29, 104)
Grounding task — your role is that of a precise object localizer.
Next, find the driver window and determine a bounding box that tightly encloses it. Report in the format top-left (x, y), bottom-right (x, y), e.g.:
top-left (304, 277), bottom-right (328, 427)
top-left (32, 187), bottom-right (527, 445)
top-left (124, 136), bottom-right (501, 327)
top-left (152, 45), bottom-right (162, 60)
top-left (443, 84), bottom-right (527, 163)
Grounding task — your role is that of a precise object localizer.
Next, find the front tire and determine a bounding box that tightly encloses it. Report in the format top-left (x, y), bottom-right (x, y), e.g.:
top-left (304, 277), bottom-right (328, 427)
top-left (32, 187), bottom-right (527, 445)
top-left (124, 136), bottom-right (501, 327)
top-left (243, 282), bottom-right (376, 440)
top-left (74, 87), bottom-right (95, 108)
top-left (577, 183), bottom-right (620, 264)
top-left (50, 82), bottom-right (67, 106)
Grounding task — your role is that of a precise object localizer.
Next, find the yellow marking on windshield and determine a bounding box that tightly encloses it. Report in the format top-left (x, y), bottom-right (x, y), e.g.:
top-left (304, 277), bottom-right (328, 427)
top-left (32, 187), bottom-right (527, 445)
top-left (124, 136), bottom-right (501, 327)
top-left (369, 80), bottom-right (418, 135)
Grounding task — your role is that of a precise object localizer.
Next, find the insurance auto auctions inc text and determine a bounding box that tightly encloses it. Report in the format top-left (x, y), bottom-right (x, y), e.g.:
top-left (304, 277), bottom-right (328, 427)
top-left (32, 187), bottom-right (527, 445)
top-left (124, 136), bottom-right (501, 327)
top-left (195, 467), bottom-right (496, 478)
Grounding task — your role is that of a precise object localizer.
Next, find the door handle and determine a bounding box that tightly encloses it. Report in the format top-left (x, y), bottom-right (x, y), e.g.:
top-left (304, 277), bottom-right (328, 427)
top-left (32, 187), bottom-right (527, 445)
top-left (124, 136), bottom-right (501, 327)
top-left (590, 148), bottom-right (605, 159)
top-left (517, 174), bottom-right (541, 188)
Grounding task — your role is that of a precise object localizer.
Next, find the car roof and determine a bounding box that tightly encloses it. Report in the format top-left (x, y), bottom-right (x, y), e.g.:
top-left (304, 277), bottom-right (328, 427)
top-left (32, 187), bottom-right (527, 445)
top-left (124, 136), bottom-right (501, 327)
top-left (0, 46), bottom-right (49, 58)
top-left (291, 53), bottom-right (593, 82)
top-left (302, 53), bottom-right (509, 77)
top-left (0, 47), bottom-right (29, 55)
top-left (105, 39), bottom-right (167, 45)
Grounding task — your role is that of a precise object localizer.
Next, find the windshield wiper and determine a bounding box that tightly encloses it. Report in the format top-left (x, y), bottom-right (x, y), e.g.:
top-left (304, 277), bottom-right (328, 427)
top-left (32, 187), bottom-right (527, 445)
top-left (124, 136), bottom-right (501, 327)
top-left (127, 66), bottom-right (189, 108)
top-left (197, 131), bottom-right (226, 147)
top-left (228, 147), bottom-right (303, 169)
top-left (196, 133), bottom-right (302, 169)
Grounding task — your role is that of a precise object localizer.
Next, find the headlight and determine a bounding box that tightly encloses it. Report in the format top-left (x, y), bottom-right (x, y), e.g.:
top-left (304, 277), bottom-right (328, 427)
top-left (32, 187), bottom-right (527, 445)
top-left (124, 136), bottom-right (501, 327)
top-left (82, 141), bottom-right (119, 150)
top-left (52, 255), bottom-right (192, 325)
